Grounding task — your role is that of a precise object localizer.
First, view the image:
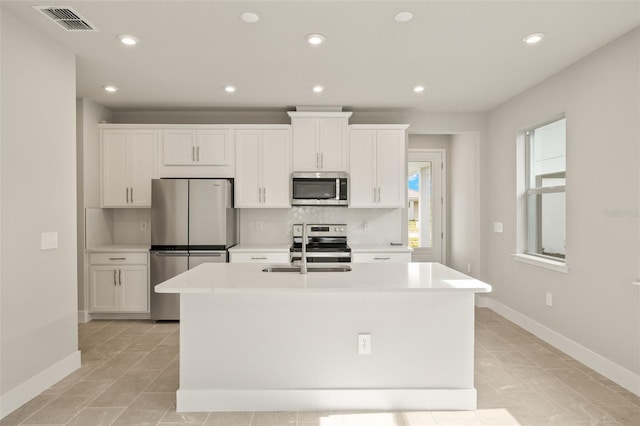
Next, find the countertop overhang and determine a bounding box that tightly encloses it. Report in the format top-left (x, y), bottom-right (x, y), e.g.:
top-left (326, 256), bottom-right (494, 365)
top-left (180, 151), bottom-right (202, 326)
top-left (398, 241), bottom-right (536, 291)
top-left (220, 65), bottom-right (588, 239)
top-left (155, 262), bottom-right (491, 294)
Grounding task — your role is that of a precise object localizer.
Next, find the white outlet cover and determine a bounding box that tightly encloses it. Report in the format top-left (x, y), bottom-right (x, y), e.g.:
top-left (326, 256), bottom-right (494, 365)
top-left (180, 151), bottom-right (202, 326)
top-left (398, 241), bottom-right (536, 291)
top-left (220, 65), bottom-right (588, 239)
top-left (41, 232), bottom-right (58, 250)
top-left (358, 333), bottom-right (371, 355)
top-left (493, 222), bottom-right (504, 233)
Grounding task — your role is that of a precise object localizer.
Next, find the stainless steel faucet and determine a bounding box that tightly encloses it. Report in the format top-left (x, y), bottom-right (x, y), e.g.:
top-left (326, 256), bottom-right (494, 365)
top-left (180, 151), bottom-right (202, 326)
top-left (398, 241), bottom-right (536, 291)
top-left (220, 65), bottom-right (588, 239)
top-left (300, 222), bottom-right (308, 274)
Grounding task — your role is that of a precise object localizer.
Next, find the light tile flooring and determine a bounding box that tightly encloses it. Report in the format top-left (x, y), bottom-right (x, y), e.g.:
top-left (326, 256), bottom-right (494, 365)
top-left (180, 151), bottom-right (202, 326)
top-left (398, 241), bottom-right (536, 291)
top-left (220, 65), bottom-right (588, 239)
top-left (2, 308), bottom-right (639, 426)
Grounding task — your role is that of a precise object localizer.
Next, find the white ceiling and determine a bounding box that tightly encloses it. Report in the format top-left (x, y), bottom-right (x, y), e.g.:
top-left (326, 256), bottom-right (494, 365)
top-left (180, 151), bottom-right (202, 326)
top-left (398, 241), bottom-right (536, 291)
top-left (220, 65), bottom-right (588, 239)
top-left (2, 1), bottom-right (639, 112)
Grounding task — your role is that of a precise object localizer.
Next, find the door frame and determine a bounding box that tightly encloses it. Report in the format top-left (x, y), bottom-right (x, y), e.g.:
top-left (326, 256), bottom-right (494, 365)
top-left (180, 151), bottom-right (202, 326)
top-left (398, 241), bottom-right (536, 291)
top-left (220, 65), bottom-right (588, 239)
top-left (404, 148), bottom-right (447, 264)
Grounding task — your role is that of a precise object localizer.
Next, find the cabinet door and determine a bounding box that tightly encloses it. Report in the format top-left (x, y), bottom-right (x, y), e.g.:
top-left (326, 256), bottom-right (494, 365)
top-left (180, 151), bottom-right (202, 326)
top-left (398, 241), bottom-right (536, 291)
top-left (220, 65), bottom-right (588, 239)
top-left (129, 130), bottom-right (155, 207)
top-left (348, 130), bottom-right (377, 207)
top-left (102, 130), bottom-right (130, 207)
top-left (376, 130), bottom-right (406, 208)
top-left (163, 130), bottom-right (196, 165)
top-left (292, 118), bottom-right (319, 171)
top-left (352, 252), bottom-right (411, 263)
top-left (318, 117), bottom-right (347, 171)
top-left (235, 131), bottom-right (262, 207)
top-left (89, 266), bottom-right (119, 312)
top-left (261, 130), bottom-right (291, 207)
top-left (197, 129), bottom-right (232, 165)
top-left (119, 265), bottom-right (149, 312)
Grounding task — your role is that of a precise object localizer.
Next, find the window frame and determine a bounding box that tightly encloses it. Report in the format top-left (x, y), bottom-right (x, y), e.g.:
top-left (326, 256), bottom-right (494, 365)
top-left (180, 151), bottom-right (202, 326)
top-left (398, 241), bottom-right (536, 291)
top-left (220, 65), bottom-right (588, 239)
top-left (523, 115), bottom-right (567, 264)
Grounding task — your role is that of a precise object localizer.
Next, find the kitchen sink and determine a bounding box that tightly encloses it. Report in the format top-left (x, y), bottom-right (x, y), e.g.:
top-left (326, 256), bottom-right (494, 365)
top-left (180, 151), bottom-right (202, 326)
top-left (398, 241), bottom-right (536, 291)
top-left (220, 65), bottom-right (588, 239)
top-left (262, 265), bottom-right (352, 273)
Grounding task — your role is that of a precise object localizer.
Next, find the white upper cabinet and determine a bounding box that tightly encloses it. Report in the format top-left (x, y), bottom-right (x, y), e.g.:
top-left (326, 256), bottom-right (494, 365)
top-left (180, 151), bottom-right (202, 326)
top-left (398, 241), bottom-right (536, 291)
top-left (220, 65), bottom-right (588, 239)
top-left (288, 112), bottom-right (351, 172)
top-left (101, 128), bottom-right (157, 208)
top-left (349, 125), bottom-right (409, 208)
top-left (161, 127), bottom-right (234, 177)
top-left (235, 127), bottom-right (291, 208)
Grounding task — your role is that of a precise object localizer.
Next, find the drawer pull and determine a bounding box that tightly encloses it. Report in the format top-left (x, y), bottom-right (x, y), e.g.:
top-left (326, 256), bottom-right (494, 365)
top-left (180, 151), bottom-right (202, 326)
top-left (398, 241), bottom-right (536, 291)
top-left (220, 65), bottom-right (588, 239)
top-left (251, 256), bottom-right (267, 260)
top-left (374, 257), bottom-right (391, 260)
top-left (109, 257), bottom-right (126, 261)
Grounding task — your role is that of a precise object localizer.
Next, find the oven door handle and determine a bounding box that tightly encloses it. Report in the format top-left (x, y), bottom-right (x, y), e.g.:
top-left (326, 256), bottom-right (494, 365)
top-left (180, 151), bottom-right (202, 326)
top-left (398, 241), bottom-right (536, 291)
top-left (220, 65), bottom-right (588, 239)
top-left (290, 252), bottom-right (351, 258)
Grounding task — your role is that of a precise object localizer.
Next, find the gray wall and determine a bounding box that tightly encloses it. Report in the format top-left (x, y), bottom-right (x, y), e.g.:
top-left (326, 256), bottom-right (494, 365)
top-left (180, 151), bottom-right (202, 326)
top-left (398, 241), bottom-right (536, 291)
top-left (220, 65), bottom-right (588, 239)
top-left (1, 8), bottom-right (78, 407)
top-left (484, 28), bottom-right (639, 375)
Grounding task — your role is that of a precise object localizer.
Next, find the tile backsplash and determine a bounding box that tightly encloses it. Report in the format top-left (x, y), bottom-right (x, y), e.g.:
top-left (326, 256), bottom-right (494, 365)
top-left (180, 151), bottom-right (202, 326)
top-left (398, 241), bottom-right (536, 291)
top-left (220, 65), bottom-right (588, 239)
top-left (239, 207), bottom-right (403, 245)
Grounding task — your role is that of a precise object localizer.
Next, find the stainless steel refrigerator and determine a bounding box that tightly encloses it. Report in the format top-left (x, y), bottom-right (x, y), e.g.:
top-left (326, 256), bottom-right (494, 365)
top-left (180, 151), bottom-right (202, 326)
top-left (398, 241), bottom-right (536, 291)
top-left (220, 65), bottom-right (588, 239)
top-left (150, 179), bottom-right (237, 320)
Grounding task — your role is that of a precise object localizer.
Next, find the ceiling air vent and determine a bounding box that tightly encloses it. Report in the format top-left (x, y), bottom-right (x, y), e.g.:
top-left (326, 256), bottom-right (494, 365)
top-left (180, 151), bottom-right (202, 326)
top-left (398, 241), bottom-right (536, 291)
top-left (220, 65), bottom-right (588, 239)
top-left (34, 6), bottom-right (97, 31)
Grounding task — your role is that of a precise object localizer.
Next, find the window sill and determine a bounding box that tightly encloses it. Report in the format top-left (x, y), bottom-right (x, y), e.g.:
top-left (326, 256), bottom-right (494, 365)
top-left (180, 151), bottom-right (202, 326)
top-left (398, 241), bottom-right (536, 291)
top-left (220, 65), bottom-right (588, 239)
top-left (512, 253), bottom-right (569, 273)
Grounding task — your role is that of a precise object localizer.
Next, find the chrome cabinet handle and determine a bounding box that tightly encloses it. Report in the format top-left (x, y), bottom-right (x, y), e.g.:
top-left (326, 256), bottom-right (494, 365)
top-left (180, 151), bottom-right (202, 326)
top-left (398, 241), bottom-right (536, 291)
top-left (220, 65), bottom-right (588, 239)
top-left (196, 146), bottom-right (200, 162)
top-left (251, 256), bottom-right (267, 260)
top-left (113, 269), bottom-right (117, 286)
top-left (374, 257), bottom-right (391, 260)
top-left (126, 187), bottom-right (129, 203)
top-left (130, 187), bottom-right (133, 203)
top-left (192, 146), bottom-right (196, 162)
top-left (118, 269), bottom-right (122, 285)
top-left (109, 257), bottom-right (126, 261)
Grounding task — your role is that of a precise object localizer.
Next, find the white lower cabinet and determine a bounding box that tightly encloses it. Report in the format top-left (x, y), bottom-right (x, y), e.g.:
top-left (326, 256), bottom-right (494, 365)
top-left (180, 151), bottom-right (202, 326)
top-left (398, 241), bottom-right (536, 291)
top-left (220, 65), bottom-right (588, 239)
top-left (352, 252), bottom-right (412, 263)
top-left (230, 252), bottom-right (290, 263)
top-left (89, 252), bottom-right (149, 313)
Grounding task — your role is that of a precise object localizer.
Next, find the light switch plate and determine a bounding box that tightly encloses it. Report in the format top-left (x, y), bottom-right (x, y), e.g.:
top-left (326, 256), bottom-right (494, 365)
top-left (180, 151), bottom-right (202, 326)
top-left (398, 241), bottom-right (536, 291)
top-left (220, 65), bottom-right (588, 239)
top-left (41, 232), bottom-right (58, 250)
top-left (493, 222), bottom-right (504, 233)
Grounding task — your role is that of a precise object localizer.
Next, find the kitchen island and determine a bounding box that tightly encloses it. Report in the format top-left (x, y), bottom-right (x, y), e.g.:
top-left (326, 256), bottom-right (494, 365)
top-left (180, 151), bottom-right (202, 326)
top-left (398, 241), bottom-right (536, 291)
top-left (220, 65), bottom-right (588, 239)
top-left (155, 262), bottom-right (491, 412)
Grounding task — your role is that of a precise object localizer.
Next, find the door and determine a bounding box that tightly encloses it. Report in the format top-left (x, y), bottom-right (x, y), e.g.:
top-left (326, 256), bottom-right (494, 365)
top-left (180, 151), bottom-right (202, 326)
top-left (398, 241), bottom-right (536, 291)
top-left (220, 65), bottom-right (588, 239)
top-left (163, 130), bottom-right (196, 165)
top-left (129, 130), bottom-right (155, 207)
top-left (235, 131), bottom-right (262, 207)
top-left (197, 129), bottom-right (231, 165)
top-left (292, 118), bottom-right (318, 171)
top-left (318, 117), bottom-right (347, 171)
top-left (261, 130), bottom-right (291, 207)
top-left (376, 130), bottom-right (405, 207)
top-left (189, 179), bottom-right (229, 247)
top-left (348, 130), bottom-right (376, 207)
top-left (119, 265), bottom-right (149, 312)
top-left (408, 150), bottom-right (444, 263)
top-left (102, 130), bottom-right (129, 206)
top-left (89, 266), bottom-right (119, 312)
top-left (151, 179), bottom-right (189, 247)
top-left (150, 251), bottom-right (188, 320)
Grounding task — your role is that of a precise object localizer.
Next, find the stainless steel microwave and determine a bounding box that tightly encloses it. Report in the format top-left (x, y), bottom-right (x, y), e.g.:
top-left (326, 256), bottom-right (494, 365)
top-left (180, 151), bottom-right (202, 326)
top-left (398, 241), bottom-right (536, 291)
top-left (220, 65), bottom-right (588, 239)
top-left (291, 172), bottom-right (348, 206)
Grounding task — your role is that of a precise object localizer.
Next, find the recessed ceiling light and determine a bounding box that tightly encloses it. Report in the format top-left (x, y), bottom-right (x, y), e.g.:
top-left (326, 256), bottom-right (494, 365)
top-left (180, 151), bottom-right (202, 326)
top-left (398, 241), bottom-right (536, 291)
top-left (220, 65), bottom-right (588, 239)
top-left (103, 85), bottom-right (118, 93)
top-left (394, 12), bottom-right (413, 23)
top-left (241, 12), bottom-right (259, 23)
top-left (312, 85), bottom-right (324, 93)
top-left (118, 35), bottom-right (138, 46)
top-left (523, 32), bottom-right (545, 45)
top-left (413, 85), bottom-right (425, 93)
top-left (224, 85), bottom-right (237, 93)
top-left (306, 33), bottom-right (326, 46)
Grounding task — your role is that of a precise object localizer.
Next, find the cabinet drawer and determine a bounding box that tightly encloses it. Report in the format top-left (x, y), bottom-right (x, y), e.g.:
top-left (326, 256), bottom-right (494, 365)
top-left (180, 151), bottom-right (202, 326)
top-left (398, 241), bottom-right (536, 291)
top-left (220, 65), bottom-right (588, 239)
top-left (352, 252), bottom-right (411, 263)
top-left (230, 252), bottom-right (290, 263)
top-left (89, 253), bottom-right (148, 265)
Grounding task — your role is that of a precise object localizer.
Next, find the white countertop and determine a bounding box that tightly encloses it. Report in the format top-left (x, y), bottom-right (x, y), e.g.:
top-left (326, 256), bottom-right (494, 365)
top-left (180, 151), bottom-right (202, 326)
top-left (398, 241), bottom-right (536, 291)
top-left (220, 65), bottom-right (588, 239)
top-left (228, 244), bottom-right (291, 253)
top-left (86, 245), bottom-right (150, 253)
top-left (155, 262), bottom-right (491, 294)
top-left (349, 243), bottom-right (413, 253)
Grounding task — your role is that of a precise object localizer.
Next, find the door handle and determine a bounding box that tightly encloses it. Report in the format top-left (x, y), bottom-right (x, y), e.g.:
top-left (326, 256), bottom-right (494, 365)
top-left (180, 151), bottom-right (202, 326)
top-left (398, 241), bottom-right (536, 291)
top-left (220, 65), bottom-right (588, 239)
top-left (153, 252), bottom-right (189, 256)
top-left (251, 256), bottom-right (267, 260)
top-left (374, 257), bottom-right (391, 261)
top-left (113, 269), bottom-right (117, 286)
top-left (130, 187), bottom-right (133, 203)
top-left (109, 257), bottom-right (126, 261)
top-left (192, 146), bottom-right (196, 162)
top-left (196, 146), bottom-right (200, 162)
top-left (126, 187), bottom-right (129, 203)
top-left (118, 269), bottom-right (122, 285)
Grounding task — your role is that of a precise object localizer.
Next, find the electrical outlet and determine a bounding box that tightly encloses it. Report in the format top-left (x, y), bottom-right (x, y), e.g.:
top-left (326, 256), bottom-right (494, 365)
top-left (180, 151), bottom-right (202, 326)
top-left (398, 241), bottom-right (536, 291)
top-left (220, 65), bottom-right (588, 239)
top-left (139, 221), bottom-right (148, 231)
top-left (256, 221), bottom-right (264, 231)
top-left (493, 222), bottom-right (504, 233)
top-left (546, 292), bottom-right (553, 307)
top-left (41, 232), bottom-right (58, 250)
top-left (363, 221), bottom-right (370, 231)
top-left (358, 333), bottom-right (371, 355)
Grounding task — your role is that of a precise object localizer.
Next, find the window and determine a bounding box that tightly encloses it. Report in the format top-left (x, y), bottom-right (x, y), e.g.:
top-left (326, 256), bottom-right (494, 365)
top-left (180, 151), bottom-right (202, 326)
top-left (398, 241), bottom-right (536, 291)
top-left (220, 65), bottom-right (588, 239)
top-left (524, 117), bottom-right (566, 261)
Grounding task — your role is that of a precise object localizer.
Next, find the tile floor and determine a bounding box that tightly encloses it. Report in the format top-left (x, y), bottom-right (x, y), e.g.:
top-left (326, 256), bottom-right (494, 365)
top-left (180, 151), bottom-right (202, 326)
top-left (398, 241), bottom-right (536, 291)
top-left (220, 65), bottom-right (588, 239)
top-left (1, 308), bottom-right (639, 426)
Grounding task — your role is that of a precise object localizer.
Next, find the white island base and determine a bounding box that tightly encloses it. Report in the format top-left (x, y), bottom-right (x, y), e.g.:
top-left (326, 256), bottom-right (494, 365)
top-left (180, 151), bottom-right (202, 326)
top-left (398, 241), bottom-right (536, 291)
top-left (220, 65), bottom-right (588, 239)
top-left (155, 262), bottom-right (491, 412)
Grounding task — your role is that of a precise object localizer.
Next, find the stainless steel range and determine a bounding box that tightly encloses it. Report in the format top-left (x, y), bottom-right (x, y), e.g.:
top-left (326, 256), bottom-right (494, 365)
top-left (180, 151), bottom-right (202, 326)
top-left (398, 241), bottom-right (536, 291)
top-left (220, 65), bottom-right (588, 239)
top-left (290, 224), bottom-right (351, 263)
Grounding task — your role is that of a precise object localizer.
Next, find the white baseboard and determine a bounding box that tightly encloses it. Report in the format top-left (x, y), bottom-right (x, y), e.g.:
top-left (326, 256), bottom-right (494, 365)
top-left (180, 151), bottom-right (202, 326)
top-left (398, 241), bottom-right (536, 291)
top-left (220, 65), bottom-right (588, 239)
top-left (485, 298), bottom-right (640, 397)
top-left (475, 295), bottom-right (489, 308)
top-left (0, 351), bottom-right (81, 419)
top-left (77, 310), bottom-right (92, 323)
top-left (177, 388), bottom-right (477, 412)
